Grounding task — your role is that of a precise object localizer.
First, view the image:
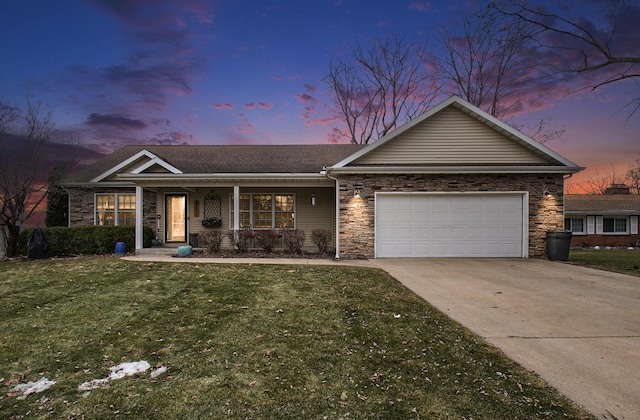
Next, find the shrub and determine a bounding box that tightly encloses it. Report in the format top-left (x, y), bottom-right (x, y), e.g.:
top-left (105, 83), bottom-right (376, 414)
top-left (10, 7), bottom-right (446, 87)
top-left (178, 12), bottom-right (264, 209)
top-left (254, 229), bottom-right (280, 253)
top-left (18, 225), bottom-right (153, 256)
top-left (311, 229), bottom-right (332, 255)
top-left (227, 228), bottom-right (253, 253)
top-left (199, 229), bottom-right (225, 253)
top-left (283, 229), bottom-right (306, 254)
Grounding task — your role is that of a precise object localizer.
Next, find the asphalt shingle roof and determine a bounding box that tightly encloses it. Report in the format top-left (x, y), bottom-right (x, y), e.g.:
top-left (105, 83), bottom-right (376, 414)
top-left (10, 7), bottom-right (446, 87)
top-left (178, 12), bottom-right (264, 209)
top-left (65, 144), bottom-right (365, 183)
top-left (565, 194), bottom-right (640, 212)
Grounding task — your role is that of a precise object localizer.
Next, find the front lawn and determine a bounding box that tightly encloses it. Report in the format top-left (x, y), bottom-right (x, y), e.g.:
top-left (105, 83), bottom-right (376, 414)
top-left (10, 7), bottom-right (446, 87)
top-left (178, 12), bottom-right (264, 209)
top-left (569, 249), bottom-right (640, 276)
top-left (0, 258), bottom-right (591, 419)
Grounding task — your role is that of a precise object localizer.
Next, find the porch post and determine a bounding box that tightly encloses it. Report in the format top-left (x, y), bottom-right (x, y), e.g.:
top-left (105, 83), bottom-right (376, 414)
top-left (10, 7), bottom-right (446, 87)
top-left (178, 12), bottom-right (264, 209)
top-left (135, 186), bottom-right (144, 251)
top-left (233, 185), bottom-right (240, 235)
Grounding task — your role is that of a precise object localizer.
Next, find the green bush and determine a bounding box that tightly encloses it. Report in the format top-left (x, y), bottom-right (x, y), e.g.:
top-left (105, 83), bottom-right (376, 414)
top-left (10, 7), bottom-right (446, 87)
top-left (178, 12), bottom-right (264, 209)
top-left (18, 226), bottom-right (153, 256)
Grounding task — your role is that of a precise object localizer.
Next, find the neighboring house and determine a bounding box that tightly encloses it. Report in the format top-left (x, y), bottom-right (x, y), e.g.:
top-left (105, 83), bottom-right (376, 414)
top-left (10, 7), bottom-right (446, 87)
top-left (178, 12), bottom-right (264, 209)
top-left (63, 96), bottom-right (583, 259)
top-left (565, 188), bottom-right (640, 248)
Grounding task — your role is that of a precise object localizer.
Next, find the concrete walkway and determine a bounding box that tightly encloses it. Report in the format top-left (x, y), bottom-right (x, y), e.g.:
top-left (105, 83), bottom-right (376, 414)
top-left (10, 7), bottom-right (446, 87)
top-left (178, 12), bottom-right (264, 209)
top-left (124, 254), bottom-right (640, 418)
top-left (369, 258), bottom-right (640, 420)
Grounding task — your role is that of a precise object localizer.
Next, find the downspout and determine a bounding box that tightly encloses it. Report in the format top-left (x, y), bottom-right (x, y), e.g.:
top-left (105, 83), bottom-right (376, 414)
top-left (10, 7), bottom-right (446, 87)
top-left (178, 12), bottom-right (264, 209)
top-left (322, 167), bottom-right (340, 259)
top-left (562, 173), bottom-right (573, 230)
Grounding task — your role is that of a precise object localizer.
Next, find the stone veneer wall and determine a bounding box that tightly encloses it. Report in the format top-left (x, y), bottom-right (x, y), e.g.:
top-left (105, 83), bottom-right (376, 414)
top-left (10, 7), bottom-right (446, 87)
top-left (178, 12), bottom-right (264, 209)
top-left (337, 173), bottom-right (565, 259)
top-left (68, 187), bottom-right (157, 230)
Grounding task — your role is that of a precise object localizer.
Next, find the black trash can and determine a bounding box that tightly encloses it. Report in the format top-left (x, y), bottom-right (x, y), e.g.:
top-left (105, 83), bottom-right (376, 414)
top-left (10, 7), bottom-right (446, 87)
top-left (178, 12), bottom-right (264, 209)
top-left (546, 230), bottom-right (572, 261)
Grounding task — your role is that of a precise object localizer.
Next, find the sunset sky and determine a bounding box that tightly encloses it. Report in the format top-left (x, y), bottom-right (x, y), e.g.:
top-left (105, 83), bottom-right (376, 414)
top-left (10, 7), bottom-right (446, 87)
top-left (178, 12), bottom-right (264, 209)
top-left (1, 0), bottom-right (639, 191)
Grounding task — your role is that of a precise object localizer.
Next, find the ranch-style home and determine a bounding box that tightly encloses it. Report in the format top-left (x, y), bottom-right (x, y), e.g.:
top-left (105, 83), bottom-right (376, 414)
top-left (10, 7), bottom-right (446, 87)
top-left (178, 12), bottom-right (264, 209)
top-left (565, 185), bottom-right (640, 248)
top-left (63, 96), bottom-right (583, 259)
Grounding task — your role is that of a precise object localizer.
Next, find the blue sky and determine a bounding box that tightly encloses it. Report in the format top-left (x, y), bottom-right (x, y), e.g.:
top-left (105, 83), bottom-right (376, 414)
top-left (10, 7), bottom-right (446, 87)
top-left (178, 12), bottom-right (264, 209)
top-left (1, 0), bottom-right (639, 190)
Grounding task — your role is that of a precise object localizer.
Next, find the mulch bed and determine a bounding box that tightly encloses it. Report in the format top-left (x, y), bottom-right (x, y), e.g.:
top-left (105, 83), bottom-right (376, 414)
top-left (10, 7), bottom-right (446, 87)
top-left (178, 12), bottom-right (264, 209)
top-left (176, 248), bottom-right (332, 259)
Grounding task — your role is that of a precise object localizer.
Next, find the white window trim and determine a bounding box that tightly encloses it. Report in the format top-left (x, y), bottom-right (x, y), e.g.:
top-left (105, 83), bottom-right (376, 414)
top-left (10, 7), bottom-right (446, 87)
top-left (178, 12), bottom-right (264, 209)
top-left (95, 193), bottom-right (136, 226)
top-left (229, 193), bottom-right (296, 229)
top-left (596, 216), bottom-right (630, 235)
top-left (565, 217), bottom-right (586, 235)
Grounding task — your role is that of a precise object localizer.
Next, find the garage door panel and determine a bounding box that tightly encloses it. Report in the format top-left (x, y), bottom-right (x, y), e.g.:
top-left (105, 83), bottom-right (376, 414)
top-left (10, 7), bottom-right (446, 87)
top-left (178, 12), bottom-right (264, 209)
top-left (376, 194), bottom-right (524, 258)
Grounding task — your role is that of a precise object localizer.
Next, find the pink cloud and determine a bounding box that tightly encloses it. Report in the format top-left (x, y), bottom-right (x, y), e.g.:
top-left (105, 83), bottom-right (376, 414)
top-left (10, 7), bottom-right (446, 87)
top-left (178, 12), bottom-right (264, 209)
top-left (245, 103), bottom-right (255, 110)
top-left (258, 102), bottom-right (273, 110)
top-left (273, 75), bottom-right (283, 81)
top-left (295, 93), bottom-right (316, 103)
top-left (213, 103), bottom-right (234, 110)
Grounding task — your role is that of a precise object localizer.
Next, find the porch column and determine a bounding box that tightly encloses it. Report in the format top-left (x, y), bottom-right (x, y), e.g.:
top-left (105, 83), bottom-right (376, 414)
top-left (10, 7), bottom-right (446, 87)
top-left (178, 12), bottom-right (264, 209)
top-left (135, 186), bottom-right (144, 251)
top-left (233, 185), bottom-right (240, 231)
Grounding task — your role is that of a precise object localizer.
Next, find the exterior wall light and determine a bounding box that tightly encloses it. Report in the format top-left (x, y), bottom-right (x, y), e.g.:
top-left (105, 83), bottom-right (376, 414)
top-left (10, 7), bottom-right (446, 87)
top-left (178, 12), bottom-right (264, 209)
top-left (311, 193), bottom-right (316, 206)
top-left (543, 189), bottom-right (551, 198)
top-left (354, 187), bottom-right (361, 197)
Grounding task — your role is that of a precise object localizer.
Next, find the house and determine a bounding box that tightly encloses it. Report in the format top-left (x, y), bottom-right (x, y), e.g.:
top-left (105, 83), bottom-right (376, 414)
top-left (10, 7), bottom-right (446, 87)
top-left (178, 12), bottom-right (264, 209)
top-left (63, 96), bottom-right (583, 258)
top-left (565, 186), bottom-right (640, 248)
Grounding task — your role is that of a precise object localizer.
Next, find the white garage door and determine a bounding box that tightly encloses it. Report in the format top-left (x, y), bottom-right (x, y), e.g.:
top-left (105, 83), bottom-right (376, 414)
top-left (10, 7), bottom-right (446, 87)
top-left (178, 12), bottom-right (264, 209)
top-left (375, 193), bottom-right (526, 258)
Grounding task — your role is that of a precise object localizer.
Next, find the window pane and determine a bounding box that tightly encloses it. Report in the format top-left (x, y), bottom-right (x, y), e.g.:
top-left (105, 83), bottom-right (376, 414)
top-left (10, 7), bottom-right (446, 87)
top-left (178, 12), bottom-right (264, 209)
top-left (568, 218), bottom-right (583, 233)
top-left (117, 194), bottom-right (136, 226)
top-left (274, 194), bottom-right (294, 228)
top-left (603, 218), bottom-right (615, 233)
top-left (615, 218), bottom-right (627, 232)
top-left (253, 194), bottom-right (273, 229)
top-left (96, 194), bottom-right (115, 226)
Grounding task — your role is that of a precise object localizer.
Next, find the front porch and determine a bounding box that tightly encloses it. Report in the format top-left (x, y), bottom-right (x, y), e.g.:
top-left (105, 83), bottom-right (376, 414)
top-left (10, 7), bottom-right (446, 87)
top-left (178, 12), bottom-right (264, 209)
top-left (135, 185), bottom-right (337, 254)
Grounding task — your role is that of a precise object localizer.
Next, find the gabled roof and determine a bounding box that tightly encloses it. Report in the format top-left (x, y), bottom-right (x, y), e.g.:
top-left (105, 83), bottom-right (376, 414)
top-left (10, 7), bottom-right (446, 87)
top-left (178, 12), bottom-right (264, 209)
top-left (565, 194), bottom-right (640, 214)
top-left (64, 144), bottom-right (365, 184)
top-left (328, 96), bottom-right (583, 174)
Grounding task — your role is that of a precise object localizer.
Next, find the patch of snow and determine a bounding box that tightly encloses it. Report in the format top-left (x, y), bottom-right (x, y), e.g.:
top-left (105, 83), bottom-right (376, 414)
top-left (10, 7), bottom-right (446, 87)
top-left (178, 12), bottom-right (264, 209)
top-left (78, 377), bottom-right (109, 391)
top-left (11, 377), bottom-right (56, 400)
top-left (109, 361), bottom-right (150, 380)
top-left (150, 365), bottom-right (168, 378)
top-left (78, 360), bottom-right (151, 391)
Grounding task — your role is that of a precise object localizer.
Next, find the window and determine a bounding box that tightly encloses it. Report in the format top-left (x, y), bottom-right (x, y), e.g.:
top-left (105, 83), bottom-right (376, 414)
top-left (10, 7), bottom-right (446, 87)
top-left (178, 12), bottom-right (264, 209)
top-left (231, 193), bottom-right (295, 229)
top-left (565, 218), bottom-right (584, 233)
top-left (95, 193), bottom-right (136, 226)
top-left (603, 217), bottom-right (627, 233)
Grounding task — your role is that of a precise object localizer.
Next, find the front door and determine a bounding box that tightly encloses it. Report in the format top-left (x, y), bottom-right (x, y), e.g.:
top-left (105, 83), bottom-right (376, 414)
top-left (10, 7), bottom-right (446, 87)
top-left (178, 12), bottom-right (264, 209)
top-left (165, 194), bottom-right (187, 243)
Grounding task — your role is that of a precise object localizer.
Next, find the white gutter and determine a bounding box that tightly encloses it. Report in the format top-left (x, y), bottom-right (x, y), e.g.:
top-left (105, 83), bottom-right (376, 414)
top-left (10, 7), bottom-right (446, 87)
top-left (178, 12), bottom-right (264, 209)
top-left (321, 167), bottom-right (340, 260)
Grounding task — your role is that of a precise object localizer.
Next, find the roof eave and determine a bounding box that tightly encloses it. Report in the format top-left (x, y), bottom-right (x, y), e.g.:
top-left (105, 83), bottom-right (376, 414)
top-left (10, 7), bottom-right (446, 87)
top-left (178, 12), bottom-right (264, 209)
top-left (117, 172), bottom-right (326, 181)
top-left (325, 165), bottom-right (584, 174)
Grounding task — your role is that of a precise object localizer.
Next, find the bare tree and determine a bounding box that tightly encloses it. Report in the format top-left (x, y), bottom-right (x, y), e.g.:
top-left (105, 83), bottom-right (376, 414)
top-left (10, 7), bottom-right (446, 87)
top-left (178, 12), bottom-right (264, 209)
top-left (0, 101), bottom-right (57, 257)
top-left (437, 10), bottom-right (536, 119)
top-left (325, 34), bottom-right (439, 144)
top-left (578, 163), bottom-right (628, 194)
top-left (626, 158), bottom-right (640, 194)
top-left (493, 1), bottom-right (640, 115)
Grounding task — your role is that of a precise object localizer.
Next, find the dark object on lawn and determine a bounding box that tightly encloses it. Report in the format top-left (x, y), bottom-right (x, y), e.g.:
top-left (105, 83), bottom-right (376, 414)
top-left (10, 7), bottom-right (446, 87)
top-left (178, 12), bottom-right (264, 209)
top-left (114, 241), bottom-right (126, 257)
top-left (27, 228), bottom-right (50, 259)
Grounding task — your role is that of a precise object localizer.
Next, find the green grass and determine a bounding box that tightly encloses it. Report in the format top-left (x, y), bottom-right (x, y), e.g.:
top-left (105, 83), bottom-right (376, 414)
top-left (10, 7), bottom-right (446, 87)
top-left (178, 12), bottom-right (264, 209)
top-left (0, 257), bottom-right (591, 419)
top-left (569, 249), bottom-right (640, 276)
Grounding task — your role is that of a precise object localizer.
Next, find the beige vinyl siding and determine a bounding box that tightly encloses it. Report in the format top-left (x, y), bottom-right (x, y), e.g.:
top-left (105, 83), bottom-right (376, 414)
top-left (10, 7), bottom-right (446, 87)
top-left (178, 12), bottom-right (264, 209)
top-left (353, 106), bottom-right (552, 166)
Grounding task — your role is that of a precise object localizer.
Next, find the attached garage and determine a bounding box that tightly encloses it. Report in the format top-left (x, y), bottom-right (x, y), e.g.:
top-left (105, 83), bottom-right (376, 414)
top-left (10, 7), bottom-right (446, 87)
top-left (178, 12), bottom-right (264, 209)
top-left (375, 193), bottom-right (528, 258)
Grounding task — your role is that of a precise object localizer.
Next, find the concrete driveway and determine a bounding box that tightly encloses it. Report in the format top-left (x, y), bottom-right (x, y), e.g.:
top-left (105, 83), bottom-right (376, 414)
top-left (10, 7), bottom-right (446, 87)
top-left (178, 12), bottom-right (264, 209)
top-left (370, 258), bottom-right (640, 420)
